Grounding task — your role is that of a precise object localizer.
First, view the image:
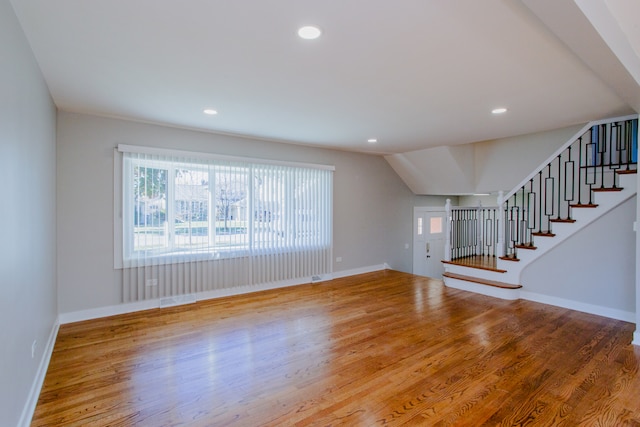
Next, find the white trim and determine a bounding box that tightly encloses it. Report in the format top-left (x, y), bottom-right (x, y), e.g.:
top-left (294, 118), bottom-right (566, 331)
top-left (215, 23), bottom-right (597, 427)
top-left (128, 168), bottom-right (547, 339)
top-left (633, 331), bottom-right (640, 346)
top-left (59, 299), bottom-right (160, 324)
top-left (59, 264), bottom-right (388, 324)
top-left (413, 206), bottom-right (449, 213)
top-left (18, 319), bottom-right (60, 427)
top-left (114, 148), bottom-right (123, 269)
top-left (441, 280), bottom-right (636, 322)
top-left (520, 291), bottom-right (635, 323)
top-left (333, 263), bottom-right (389, 279)
top-left (117, 144), bottom-right (335, 171)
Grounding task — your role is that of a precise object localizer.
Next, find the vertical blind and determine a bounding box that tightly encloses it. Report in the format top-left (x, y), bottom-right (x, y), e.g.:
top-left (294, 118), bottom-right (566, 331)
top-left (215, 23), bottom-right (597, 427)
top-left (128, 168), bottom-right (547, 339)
top-left (117, 145), bottom-right (333, 303)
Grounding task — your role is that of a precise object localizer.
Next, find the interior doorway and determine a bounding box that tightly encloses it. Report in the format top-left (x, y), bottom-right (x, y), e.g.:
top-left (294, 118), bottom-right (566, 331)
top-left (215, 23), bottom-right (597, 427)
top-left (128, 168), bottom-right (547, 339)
top-left (413, 207), bottom-right (446, 278)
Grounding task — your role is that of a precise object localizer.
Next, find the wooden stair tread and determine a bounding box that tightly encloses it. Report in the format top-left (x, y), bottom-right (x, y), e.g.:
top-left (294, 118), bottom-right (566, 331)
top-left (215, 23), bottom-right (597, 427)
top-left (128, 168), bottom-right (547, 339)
top-left (442, 257), bottom-right (507, 273)
top-left (616, 169), bottom-right (637, 175)
top-left (499, 255), bottom-right (520, 262)
top-left (443, 272), bottom-right (522, 290)
top-left (532, 231), bottom-right (556, 237)
top-left (570, 203), bottom-right (598, 208)
top-left (515, 244), bottom-right (537, 250)
top-left (592, 187), bottom-right (624, 192)
top-left (550, 218), bottom-right (576, 223)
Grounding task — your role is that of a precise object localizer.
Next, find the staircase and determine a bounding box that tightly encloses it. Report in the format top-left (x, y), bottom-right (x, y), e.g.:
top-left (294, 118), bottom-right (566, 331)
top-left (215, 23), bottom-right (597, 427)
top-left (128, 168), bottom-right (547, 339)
top-left (442, 115), bottom-right (638, 300)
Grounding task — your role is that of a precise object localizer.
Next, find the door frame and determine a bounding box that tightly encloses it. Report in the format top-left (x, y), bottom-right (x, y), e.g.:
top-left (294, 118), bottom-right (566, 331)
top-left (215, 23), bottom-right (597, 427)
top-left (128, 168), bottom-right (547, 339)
top-left (413, 206), bottom-right (447, 277)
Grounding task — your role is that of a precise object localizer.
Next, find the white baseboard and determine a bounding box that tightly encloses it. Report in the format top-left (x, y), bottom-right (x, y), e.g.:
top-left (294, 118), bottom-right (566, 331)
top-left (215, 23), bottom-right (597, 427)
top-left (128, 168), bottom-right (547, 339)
top-left (59, 264), bottom-right (389, 324)
top-left (59, 299), bottom-right (160, 324)
top-left (332, 263), bottom-right (388, 279)
top-left (18, 319), bottom-right (59, 427)
top-left (520, 291), bottom-right (635, 323)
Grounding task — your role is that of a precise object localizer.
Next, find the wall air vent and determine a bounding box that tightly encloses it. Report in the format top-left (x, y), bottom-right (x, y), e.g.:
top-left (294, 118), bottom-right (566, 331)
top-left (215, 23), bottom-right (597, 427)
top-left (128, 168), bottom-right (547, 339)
top-left (159, 294), bottom-right (197, 308)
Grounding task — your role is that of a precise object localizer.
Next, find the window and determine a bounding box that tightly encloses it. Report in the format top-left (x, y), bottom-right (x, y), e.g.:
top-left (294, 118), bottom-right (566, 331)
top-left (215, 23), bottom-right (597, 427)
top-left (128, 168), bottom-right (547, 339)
top-left (429, 216), bottom-right (443, 234)
top-left (119, 146), bottom-right (333, 267)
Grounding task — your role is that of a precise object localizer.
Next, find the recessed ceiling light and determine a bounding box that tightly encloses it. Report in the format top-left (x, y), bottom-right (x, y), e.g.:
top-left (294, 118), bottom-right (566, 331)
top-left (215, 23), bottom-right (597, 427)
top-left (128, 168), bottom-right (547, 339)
top-left (492, 107), bottom-right (507, 114)
top-left (203, 108), bottom-right (218, 115)
top-left (367, 138), bottom-right (378, 144)
top-left (298, 26), bottom-right (322, 40)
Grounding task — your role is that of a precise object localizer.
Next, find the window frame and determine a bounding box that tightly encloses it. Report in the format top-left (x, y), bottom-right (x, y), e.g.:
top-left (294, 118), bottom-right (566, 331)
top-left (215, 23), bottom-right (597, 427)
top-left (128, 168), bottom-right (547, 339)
top-left (114, 145), bottom-right (334, 269)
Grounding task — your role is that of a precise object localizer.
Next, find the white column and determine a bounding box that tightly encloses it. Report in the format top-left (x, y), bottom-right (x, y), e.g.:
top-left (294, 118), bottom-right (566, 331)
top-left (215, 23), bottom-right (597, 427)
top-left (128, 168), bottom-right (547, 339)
top-left (497, 191), bottom-right (505, 258)
top-left (444, 199), bottom-right (452, 261)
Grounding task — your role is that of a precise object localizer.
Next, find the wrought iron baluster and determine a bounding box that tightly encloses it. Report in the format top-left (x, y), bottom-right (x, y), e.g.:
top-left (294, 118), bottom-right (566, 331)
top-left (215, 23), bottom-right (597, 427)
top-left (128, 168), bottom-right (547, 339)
top-left (555, 154), bottom-right (561, 220)
top-left (587, 127), bottom-right (596, 203)
top-left (537, 170), bottom-right (543, 233)
top-left (600, 124), bottom-right (606, 188)
top-left (544, 163), bottom-right (554, 229)
top-left (610, 122), bottom-right (619, 188)
top-left (577, 137), bottom-right (583, 205)
top-left (565, 146), bottom-right (574, 219)
top-left (527, 179), bottom-right (535, 245)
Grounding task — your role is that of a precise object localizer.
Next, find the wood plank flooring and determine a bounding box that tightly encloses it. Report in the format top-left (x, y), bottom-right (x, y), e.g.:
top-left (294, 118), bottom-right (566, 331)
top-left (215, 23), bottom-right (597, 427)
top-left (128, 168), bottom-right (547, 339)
top-left (32, 270), bottom-right (640, 426)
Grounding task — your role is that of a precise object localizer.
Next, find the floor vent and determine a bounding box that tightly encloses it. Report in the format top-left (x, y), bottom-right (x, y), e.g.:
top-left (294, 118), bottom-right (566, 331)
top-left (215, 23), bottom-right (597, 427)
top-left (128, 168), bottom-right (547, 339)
top-left (159, 294), bottom-right (197, 308)
top-left (311, 274), bottom-right (328, 283)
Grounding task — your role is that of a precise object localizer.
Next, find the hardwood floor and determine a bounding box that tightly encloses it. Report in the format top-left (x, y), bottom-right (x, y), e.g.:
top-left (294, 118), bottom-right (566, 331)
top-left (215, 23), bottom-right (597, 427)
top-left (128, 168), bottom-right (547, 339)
top-left (32, 270), bottom-right (640, 426)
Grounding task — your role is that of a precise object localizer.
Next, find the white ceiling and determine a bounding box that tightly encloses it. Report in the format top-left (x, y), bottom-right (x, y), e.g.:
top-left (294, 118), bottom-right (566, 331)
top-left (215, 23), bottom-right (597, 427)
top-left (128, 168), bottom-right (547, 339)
top-left (9, 0), bottom-right (637, 155)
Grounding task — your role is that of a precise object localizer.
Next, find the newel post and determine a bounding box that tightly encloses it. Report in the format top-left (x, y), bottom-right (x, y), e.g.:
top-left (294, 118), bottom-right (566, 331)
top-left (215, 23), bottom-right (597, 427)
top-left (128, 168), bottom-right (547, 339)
top-left (476, 200), bottom-right (483, 256)
top-left (497, 191), bottom-right (505, 258)
top-left (444, 198), bottom-right (452, 261)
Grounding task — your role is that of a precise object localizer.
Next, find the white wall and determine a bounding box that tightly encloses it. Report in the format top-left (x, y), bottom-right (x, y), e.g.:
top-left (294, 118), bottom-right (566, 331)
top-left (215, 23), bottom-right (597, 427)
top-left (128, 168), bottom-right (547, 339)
top-left (385, 145), bottom-right (475, 195)
top-left (385, 123), bottom-right (585, 195)
top-left (56, 112), bottom-right (424, 314)
top-left (457, 194), bottom-right (496, 207)
top-left (474, 124), bottom-right (585, 193)
top-left (521, 196), bottom-right (636, 316)
top-left (0, 1), bottom-right (58, 426)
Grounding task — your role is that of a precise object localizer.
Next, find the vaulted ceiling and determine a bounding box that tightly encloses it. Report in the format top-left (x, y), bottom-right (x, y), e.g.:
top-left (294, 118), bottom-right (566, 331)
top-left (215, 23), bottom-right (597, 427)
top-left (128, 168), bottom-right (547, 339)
top-left (9, 0), bottom-right (640, 155)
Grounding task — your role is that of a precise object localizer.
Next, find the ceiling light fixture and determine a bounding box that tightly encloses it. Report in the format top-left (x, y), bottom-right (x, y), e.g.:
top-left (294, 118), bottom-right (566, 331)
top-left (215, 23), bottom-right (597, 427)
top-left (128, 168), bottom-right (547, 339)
top-left (367, 138), bottom-right (378, 144)
top-left (298, 26), bottom-right (322, 40)
top-left (203, 108), bottom-right (218, 115)
top-left (492, 107), bottom-right (507, 114)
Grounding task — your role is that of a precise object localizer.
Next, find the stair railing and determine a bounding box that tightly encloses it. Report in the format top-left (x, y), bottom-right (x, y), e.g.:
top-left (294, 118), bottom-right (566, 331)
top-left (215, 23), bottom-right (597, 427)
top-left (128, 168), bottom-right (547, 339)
top-left (499, 115), bottom-right (638, 260)
top-left (444, 115), bottom-right (637, 264)
top-left (445, 199), bottom-right (500, 262)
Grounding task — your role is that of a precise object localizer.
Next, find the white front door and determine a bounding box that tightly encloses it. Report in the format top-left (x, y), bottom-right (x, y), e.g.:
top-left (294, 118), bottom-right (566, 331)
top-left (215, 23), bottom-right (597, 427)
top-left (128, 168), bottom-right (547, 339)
top-left (413, 209), bottom-right (446, 278)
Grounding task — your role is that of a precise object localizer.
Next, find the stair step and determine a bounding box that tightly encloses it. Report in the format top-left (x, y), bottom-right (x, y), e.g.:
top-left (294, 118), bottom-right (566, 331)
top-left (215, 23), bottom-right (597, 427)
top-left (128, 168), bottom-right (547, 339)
top-left (442, 257), bottom-right (507, 273)
top-left (531, 231), bottom-right (556, 237)
top-left (499, 255), bottom-right (520, 262)
top-left (616, 169), bottom-right (637, 175)
top-left (443, 272), bottom-right (522, 290)
top-left (592, 187), bottom-right (624, 192)
top-left (570, 203), bottom-right (598, 208)
top-left (515, 244), bottom-right (537, 250)
top-left (550, 218), bottom-right (576, 223)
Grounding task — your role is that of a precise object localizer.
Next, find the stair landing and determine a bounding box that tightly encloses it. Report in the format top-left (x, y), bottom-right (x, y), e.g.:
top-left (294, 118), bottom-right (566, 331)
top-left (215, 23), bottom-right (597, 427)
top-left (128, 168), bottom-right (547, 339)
top-left (442, 255), bottom-right (506, 273)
